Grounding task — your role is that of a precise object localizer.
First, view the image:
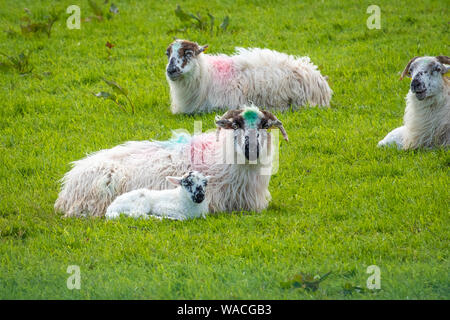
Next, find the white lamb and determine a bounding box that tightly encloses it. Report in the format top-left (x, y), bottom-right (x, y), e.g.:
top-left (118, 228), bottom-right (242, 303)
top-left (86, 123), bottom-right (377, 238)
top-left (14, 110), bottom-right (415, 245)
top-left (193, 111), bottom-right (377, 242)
top-left (378, 56), bottom-right (450, 149)
top-left (105, 171), bottom-right (210, 220)
top-left (165, 39), bottom-right (332, 114)
top-left (54, 105), bottom-right (288, 217)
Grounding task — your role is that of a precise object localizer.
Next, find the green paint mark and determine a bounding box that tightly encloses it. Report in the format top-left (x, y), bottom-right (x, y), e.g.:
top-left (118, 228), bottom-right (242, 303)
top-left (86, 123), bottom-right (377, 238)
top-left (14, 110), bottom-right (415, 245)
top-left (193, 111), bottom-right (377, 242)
top-left (242, 106), bottom-right (262, 128)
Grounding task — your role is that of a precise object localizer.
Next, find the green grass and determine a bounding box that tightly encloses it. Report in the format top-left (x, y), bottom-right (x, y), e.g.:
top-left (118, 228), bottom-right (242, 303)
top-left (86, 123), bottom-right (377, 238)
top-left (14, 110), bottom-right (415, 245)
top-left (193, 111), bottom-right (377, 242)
top-left (0, 0), bottom-right (449, 299)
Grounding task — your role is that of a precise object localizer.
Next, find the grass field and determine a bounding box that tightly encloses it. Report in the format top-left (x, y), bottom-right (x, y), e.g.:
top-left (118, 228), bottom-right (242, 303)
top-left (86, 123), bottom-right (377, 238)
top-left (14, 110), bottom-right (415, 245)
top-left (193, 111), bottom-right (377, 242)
top-left (0, 0), bottom-right (449, 299)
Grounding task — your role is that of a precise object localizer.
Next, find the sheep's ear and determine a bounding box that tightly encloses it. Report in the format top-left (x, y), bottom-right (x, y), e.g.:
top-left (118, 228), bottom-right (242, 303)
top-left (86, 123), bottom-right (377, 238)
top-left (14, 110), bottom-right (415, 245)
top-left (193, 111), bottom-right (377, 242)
top-left (216, 119), bottom-right (233, 129)
top-left (400, 56), bottom-right (419, 80)
top-left (435, 56), bottom-right (450, 75)
top-left (436, 56), bottom-right (450, 66)
top-left (166, 176), bottom-right (182, 186)
top-left (198, 44), bottom-right (208, 53)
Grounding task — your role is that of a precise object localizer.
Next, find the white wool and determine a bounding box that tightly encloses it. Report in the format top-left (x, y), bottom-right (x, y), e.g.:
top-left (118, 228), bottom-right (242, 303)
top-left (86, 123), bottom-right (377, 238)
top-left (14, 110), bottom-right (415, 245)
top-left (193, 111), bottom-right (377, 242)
top-left (55, 130), bottom-right (273, 217)
top-left (402, 86), bottom-right (450, 149)
top-left (105, 187), bottom-right (208, 221)
top-left (379, 57), bottom-right (449, 150)
top-left (379, 81), bottom-right (450, 149)
top-left (167, 47), bottom-right (332, 114)
top-left (377, 126), bottom-right (405, 149)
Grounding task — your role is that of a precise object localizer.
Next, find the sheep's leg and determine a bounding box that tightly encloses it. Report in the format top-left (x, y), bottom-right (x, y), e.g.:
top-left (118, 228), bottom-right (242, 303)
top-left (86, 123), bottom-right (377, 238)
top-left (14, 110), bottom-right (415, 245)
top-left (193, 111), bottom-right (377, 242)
top-left (378, 126), bottom-right (405, 149)
top-left (105, 189), bottom-right (151, 220)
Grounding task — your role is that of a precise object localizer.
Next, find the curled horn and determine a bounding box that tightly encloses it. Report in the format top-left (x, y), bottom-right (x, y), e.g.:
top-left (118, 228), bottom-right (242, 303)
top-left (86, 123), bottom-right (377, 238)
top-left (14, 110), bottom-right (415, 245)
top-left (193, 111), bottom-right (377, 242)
top-left (436, 56), bottom-right (450, 65)
top-left (400, 56), bottom-right (419, 80)
top-left (215, 109), bottom-right (243, 141)
top-left (262, 110), bottom-right (288, 142)
top-left (269, 119), bottom-right (289, 142)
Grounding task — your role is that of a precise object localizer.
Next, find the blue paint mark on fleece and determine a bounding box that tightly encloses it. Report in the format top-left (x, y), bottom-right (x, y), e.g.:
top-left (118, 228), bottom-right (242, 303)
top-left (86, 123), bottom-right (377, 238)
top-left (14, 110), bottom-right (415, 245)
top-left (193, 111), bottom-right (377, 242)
top-left (154, 131), bottom-right (192, 149)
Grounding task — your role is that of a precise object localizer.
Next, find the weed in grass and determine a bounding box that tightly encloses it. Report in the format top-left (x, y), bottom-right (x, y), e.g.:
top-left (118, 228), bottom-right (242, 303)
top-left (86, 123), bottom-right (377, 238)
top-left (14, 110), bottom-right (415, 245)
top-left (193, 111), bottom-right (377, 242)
top-left (281, 272), bottom-right (332, 292)
top-left (20, 7), bottom-right (60, 38)
top-left (85, 0), bottom-right (119, 22)
top-left (170, 4), bottom-right (229, 35)
top-left (93, 78), bottom-right (135, 114)
top-left (0, 50), bottom-right (33, 74)
top-left (105, 41), bottom-right (115, 59)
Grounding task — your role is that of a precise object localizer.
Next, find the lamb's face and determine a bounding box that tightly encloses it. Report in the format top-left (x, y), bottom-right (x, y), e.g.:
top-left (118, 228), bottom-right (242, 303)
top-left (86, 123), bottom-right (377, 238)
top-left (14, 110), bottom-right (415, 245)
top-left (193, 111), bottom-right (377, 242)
top-left (216, 106), bottom-right (289, 162)
top-left (401, 56), bottom-right (449, 101)
top-left (167, 171), bottom-right (209, 204)
top-left (180, 171), bottom-right (209, 204)
top-left (165, 40), bottom-right (208, 81)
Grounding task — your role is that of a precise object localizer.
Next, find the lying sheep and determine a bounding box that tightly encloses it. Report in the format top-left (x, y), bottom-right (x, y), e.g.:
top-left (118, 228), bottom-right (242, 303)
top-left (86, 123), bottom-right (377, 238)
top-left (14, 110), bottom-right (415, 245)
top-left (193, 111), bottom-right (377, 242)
top-left (105, 171), bottom-right (210, 220)
top-left (379, 56), bottom-right (450, 149)
top-left (54, 105), bottom-right (288, 217)
top-left (165, 39), bottom-right (332, 114)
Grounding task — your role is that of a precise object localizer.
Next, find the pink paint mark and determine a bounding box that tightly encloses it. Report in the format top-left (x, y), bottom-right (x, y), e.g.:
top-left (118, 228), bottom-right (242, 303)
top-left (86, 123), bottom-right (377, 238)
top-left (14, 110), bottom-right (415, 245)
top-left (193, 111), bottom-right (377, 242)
top-left (207, 56), bottom-right (235, 82)
top-left (189, 134), bottom-right (217, 170)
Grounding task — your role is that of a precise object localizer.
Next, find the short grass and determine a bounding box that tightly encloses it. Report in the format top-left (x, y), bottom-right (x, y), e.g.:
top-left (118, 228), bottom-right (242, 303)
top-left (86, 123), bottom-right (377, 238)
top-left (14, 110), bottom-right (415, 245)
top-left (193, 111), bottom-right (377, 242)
top-left (0, 0), bottom-right (449, 299)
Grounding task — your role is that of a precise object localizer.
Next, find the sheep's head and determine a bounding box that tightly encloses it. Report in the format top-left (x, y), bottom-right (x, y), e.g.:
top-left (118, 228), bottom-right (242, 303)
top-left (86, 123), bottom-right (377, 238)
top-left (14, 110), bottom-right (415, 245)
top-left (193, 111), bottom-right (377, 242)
top-left (400, 56), bottom-right (450, 100)
top-left (215, 105), bottom-right (288, 162)
top-left (166, 171), bottom-right (210, 204)
top-left (165, 39), bottom-right (208, 81)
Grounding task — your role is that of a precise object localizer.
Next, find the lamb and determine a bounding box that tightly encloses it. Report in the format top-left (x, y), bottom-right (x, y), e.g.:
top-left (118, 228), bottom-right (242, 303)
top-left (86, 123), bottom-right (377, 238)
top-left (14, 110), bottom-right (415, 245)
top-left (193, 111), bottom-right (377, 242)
top-left (105, 171), bottom-right (210, 220)
top-left (165, 39), bottom-right (332, 114)
top-left (54, 105), bottom-right (288, 217)
top-left (378, 56), bottom-right (450, 149)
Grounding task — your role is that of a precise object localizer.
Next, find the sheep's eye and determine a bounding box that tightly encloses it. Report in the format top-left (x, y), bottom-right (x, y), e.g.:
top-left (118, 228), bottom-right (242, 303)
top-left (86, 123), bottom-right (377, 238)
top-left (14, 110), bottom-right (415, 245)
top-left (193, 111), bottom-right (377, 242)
top-left (185, 50), bottom-right (193, 58)
top-left (232, 121), bottom-right (241, 129)
top-left (260, 120), bottom-right (270, 129)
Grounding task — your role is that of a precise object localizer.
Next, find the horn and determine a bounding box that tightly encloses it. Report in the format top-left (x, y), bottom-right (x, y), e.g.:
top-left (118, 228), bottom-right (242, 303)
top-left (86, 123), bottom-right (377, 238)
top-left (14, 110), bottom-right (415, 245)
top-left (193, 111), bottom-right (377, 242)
top-left (269, 119), bottom-right (289, 142)
top-left (400, 56), bottom-right (419, 80)
top-left (219, 109), bottom-right (243, 121)
top-left (215, 110), bottom-right (242, 141)
top-left (261, 110), bottom-right (289, 142)
top-left (436, 56), bottom-right (450, 65)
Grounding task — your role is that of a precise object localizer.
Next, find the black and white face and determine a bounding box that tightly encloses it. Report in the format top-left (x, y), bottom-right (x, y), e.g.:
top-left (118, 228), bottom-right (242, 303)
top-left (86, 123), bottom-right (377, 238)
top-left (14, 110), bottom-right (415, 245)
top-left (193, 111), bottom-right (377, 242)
top-left (167, 171), bottom-right (209, 204)
top-left (403, 57), bottom-right (449, 101)
top-left (165, 40), bottom-right (208, 81)
top-left (215, 107), bottom-right (289, 162)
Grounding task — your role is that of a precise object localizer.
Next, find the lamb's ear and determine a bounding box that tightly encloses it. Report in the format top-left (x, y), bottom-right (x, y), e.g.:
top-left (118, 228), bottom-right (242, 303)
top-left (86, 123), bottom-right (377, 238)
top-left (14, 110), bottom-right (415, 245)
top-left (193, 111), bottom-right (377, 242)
top-left (166, 176), bottom-right (182, 186)
top-left (400, 56), bottom-right (419, 80)
top-left (198, 44), bottom-right (208, 54)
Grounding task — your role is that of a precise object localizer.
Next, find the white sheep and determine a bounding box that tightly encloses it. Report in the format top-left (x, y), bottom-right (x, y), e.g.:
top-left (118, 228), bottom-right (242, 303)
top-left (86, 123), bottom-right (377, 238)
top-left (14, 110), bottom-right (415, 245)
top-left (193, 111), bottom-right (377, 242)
top-left (54, 105), bottom-right (288, 217)
top-left (105, 171), bottom-right (210, 220)
top-left (165, 39), bottom-right (332, 114)
top-left (378, 56), bottom-right (450, 149)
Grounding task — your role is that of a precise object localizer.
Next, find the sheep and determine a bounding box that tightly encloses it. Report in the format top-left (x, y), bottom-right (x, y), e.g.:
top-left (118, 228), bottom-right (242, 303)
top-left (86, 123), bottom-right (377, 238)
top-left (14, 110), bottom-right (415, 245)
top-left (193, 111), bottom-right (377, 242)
top-left (54, 105), bottom-right (288, 217)
top-left (105, 171), bottom-right (210, 220)
top-left (165, 39), bottom-right (332, 114)
top-left (378, 56), bottom-right (450, 149)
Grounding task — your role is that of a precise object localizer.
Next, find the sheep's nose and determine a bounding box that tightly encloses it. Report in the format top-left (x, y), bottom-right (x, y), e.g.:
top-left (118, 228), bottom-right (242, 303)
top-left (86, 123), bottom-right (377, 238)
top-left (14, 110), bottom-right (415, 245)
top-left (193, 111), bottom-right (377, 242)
top-left (411, 78), bottom-right (424, 92)
top-left (167, 59), bottom-right (180, 75)
top-left (167, 65), bottom-right (179, 75)
top-left (194, 194), bottom-right (204, 203)
top-left (244, 135), bottom-right (260, 160)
